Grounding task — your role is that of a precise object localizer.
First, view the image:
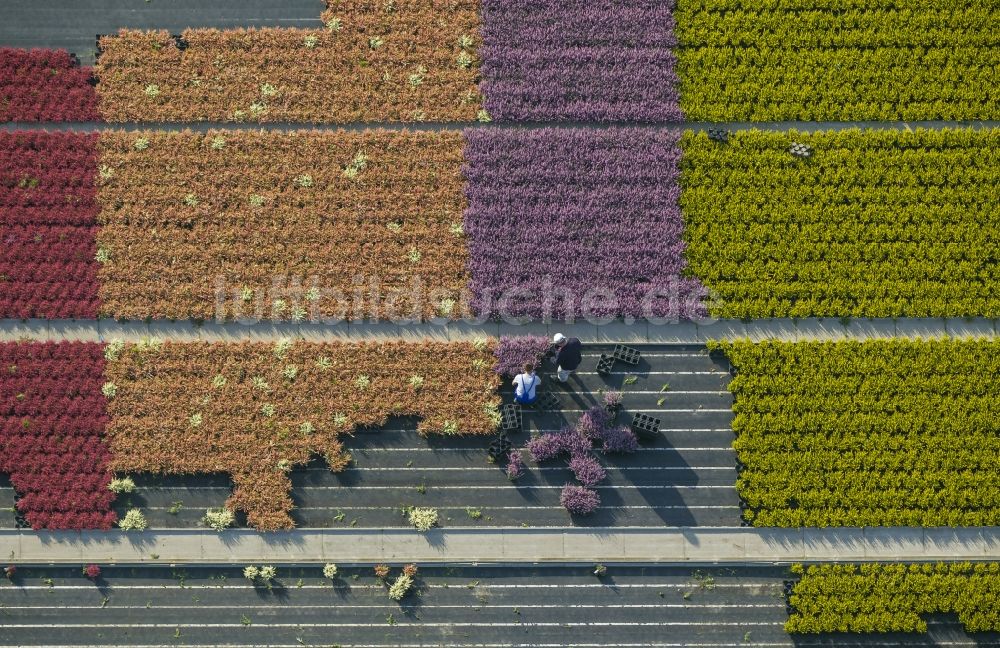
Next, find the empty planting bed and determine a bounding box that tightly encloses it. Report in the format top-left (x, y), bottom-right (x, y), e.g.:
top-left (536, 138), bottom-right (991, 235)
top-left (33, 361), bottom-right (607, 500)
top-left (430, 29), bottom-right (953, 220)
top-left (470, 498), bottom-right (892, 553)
top-left (0, 563), bottom-right (996, 648)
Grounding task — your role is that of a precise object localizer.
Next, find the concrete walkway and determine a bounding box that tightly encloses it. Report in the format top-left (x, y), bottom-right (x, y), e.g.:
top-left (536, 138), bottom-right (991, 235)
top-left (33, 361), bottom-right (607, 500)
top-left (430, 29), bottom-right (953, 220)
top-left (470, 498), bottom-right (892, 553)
top-left (3, 527), bottom-right (998, 564)
top-left (1, 317), bottom-right (996, 343)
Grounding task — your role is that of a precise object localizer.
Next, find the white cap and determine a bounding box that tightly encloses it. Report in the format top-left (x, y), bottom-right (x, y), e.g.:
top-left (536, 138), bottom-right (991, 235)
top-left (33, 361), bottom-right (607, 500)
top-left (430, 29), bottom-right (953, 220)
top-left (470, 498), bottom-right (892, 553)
top-left (552, 333), bottom-right (566, 344)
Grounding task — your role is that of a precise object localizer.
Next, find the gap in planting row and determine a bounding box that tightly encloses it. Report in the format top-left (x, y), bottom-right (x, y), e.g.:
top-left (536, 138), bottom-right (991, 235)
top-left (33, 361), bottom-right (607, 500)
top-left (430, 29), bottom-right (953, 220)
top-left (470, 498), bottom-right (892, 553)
top-left (12, 336), bottom-right (1000, 532)
top-left (2, 340), bottom-right (719, 531)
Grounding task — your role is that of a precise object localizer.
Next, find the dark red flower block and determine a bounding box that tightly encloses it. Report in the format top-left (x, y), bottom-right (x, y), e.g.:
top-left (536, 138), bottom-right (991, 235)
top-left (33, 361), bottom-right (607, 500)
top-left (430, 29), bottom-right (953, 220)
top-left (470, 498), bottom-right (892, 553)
top-left (0, 49), bottom-right (101, 122)
top-left (0, 131), bottom-right (101, 319)
top-left (0, 342), bottom-right (115, 530)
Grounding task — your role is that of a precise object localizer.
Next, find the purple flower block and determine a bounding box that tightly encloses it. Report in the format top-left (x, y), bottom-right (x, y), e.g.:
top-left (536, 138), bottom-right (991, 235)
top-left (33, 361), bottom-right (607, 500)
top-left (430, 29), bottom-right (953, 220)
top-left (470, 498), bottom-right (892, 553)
top-left (494, 335), bottom-right (550, 376)
top-left (478, 0), bottom-right (683, 123)
top-left (463, 128), bottom-right (707, 321)
top-left (602, 390), bottom-right (623, 409)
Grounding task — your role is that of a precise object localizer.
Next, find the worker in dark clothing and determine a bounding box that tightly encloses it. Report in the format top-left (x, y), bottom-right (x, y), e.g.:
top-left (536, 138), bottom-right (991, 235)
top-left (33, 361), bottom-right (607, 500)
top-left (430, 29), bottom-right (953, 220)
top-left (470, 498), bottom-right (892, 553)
top-left (550, 333), bottom-right (582, 382)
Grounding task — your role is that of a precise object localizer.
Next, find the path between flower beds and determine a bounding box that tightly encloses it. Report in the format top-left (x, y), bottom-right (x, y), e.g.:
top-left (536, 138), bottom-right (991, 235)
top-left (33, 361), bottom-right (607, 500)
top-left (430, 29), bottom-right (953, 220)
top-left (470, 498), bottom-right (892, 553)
top-left (0, 317), bottom-right (996, 343)
top-left (3, 120), bottom-right (1000, 133)
top-left (2, 527), bottom-right (997, 564)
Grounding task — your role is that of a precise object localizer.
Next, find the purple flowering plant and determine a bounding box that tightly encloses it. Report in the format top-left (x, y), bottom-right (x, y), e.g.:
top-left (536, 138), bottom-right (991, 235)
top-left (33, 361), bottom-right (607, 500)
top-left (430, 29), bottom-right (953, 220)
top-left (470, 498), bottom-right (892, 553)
top-left (493, 335), bottom-right (550, 376)
top-left (478, 0), bottom-right (683, 123)
top-left (560, 484), bottom-right (601, 516)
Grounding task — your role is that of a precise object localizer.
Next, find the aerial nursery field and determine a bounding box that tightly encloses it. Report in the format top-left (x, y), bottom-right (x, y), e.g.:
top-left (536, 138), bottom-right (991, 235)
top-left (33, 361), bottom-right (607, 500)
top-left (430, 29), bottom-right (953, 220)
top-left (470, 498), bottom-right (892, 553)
top-left (683, 128), bottom-right (1000, 318)
top-left (674, 0), bottom-right (1000, 121)
top-left (716, 339), bottom-right (1000, 527)
top-left (97, 129), bottom-right (469, 321)
top-left (787, 563), bottom-right (1000, 634)
top-left (1, 340), bottom-right (499, 530)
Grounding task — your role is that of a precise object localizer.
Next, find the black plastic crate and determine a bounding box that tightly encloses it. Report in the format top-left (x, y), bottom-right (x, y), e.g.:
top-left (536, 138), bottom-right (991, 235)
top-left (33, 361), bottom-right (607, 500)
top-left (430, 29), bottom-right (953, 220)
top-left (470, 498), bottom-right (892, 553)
top-left (612, 344), bottom-right (641, 366)
top-left (537, 392), bottom-right (560, 412)
top-left (630, 413), bottom-right (661, 441)
top-left (596, 354), bottom-right (615, 376)
top-left (500, 404), bottom-right (522, 431)
top-left (487, 432), bottom-right (512, 463)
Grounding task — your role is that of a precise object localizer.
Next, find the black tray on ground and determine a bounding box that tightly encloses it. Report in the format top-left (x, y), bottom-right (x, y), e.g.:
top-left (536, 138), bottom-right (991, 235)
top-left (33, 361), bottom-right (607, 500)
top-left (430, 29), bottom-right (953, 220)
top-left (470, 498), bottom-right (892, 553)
top-left (630, 413), bottom-right (661, 441)
top-left (613, 344), bottom-right (641, 366)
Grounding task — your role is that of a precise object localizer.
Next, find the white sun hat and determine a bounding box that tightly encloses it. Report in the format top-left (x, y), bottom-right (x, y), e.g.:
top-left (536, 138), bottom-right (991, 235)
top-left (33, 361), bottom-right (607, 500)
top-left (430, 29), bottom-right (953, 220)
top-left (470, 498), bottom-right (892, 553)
top-left (552, 333), bottom-right (566, 344)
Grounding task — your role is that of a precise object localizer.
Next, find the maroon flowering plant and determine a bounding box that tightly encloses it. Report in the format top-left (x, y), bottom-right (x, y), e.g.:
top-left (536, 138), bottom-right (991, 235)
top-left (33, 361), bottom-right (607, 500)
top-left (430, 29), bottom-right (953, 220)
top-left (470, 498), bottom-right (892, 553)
top-left (0, 131), bottom-right (102, 318)
top-left (0, 49), bottom-right (101, 122)
top-left (464, 128), bottom-right (707, 322)
top-left (560, 484), bottom-right (600, 516)
top-left (493, 335), bottom-right (550, 376)
top-left (478, 0), bottom-right (683, 123)
top-left (0, 342), bottom-right (116, 530)
top-left (83, 564), bottom-right (101, 580)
